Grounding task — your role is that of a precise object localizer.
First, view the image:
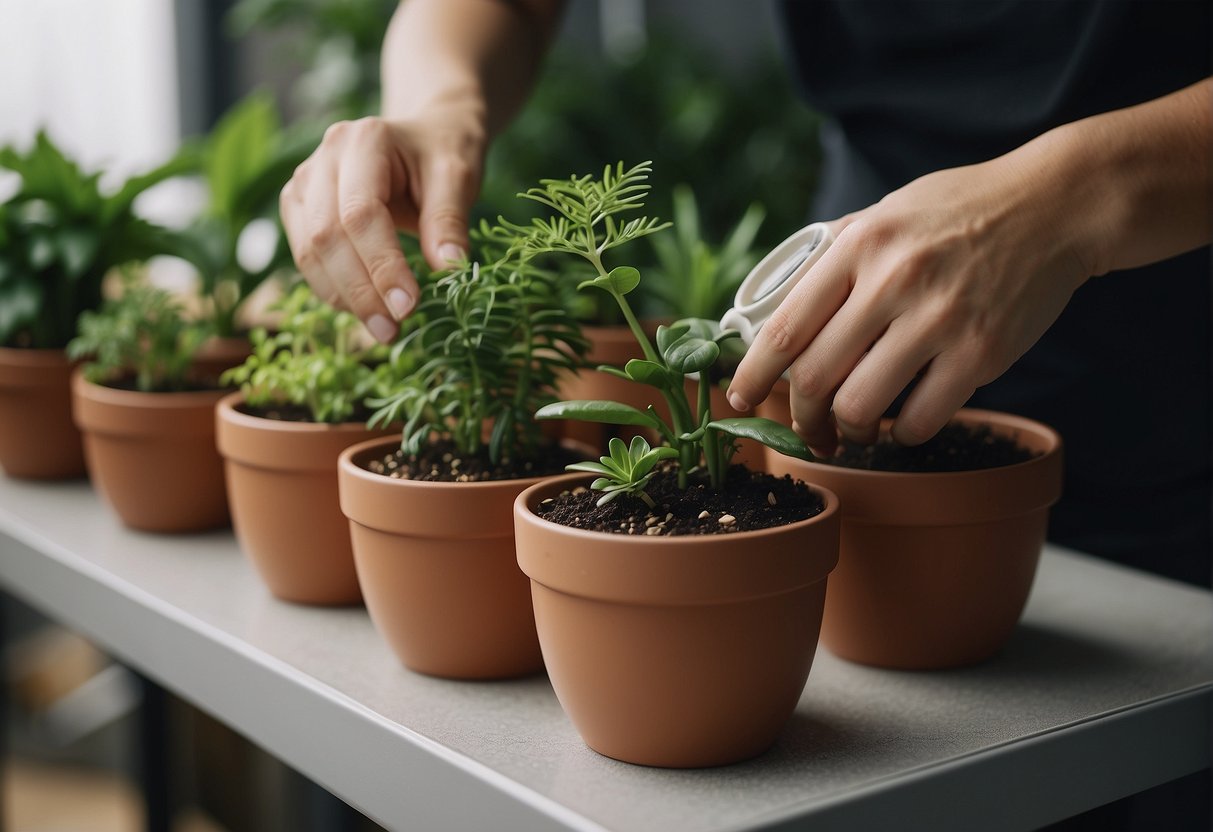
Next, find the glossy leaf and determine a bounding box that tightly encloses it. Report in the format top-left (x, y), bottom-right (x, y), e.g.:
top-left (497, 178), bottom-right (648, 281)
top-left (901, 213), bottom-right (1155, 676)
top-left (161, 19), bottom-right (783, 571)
top-left (535, 399), bottom-right (658, 427)
top-left (708, 417), bottom-right (813, 460)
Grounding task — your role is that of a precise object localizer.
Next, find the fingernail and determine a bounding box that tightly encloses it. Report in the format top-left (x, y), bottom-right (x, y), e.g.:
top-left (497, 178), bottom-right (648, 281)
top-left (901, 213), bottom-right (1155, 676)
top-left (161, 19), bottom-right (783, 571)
top-left (438, 243), bottom-right (464, 264)
top-left (727, 390), bottom-right (750, 412)
top-left (386, 288), bottom-right (414, 320)
top-left (367, 314), bottom-right (397, 344)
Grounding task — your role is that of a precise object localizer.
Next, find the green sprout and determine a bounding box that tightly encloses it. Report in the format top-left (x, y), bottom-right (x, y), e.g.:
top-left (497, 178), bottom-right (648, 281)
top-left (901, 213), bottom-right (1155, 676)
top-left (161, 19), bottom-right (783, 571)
top-left (516, 162), bottom-right (812, 499)
top-left (566, 435), bottom-right (679, 508)
top-left (221, 283), bottom-right (394, 423)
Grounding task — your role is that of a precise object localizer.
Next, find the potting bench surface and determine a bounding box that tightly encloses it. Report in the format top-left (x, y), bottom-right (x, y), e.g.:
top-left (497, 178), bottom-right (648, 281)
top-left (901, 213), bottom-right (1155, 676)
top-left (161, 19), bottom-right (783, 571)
top-left (1, 476), bottom-right (1210, 832)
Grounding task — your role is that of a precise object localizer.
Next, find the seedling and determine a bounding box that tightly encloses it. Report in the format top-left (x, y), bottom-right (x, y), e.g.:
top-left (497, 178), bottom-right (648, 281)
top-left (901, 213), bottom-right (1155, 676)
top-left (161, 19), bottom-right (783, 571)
top-left (513, 162), bottom-right (811, 506)
top-left (222, 283), bottom-right (394, 423)
top-left (566, 436), bottom-right (679, 508)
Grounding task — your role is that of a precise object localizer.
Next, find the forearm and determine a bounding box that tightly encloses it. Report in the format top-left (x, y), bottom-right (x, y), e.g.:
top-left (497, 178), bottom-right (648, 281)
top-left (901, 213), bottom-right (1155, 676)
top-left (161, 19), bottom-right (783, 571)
top-left (1018, 77), bottom-right (1212, 278)
top-left (381, 0), bottom-right (564, 137)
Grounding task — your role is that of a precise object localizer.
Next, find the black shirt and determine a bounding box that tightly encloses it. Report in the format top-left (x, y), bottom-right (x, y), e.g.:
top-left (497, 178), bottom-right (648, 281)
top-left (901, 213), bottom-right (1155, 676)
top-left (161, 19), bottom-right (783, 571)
top-left (780, 0), bottom-right (1212, 585)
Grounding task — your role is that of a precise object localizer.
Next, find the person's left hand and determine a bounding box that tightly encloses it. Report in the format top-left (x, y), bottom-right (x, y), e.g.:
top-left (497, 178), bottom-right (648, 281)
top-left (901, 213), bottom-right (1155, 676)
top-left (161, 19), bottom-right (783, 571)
top-left (726, 152), bottom-right (1093, 457)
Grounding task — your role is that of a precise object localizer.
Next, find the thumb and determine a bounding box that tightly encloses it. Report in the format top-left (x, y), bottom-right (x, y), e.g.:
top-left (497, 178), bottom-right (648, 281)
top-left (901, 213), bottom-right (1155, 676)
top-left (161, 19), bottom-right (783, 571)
top-left (418, 154), bottom-right (477, 271)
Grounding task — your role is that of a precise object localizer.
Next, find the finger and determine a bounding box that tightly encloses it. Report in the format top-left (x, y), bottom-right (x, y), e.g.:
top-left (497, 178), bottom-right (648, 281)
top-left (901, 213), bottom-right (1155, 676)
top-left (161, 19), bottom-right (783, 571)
top-left (336, 121), bottom-right (419, 321)
top-left (417, 153), bottom-right (478, 271)
top-left (889, 350), bottom-right (976, 446)
top-left (726, 245), bottom-right (853, 412)
top-left (831, 314), bottom-right (938, 446)
top-left (789, 384), bottom-right (839, 459)
top-left (280, 172), bottom-right (343, 309)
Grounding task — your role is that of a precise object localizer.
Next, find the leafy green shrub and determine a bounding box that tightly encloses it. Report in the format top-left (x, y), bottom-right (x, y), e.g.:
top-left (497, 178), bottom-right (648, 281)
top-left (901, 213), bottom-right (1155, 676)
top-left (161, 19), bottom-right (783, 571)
top-left (221, 283), bottom-right (394, 423)
top-left (67, 281), bottom-right (210, 393)
top-left (173, 93), bottom-right (315, 337)
top-left (0, 132), bottom-right (192, 349)
top-left (517, 162), bottom-right (811, 506)
top-left (367, 220), bottom-right (590, 465)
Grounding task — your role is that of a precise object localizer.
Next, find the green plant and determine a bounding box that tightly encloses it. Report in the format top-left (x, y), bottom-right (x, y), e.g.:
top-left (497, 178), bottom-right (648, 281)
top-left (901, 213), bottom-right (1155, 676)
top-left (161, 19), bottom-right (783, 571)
top-left (514, 162), bottom-right (810, 506)
top-left (567, 435), bottom-right (678, 508)
top-left (0, 132), bottom-right (193, 349)
top-left (221, 282), bottom-right (394, 423)
top-left (648, 185), bottom-right (766, 322)
top-left (367, 224), bottom-right (589, 466)
top-left (174, 93), bottom-right (315, 337)
top-left (67, 280), bottom-right (210, 393)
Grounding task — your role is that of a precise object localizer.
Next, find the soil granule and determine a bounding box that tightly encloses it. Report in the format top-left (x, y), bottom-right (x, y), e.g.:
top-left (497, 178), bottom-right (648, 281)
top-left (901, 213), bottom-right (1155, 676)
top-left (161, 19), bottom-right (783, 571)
top-left (825, 423), bottom-right (1036, 473)
top-left (536, 463), bottom-right (824, 536)
top-left (365, 437), bottom-right (583, 483)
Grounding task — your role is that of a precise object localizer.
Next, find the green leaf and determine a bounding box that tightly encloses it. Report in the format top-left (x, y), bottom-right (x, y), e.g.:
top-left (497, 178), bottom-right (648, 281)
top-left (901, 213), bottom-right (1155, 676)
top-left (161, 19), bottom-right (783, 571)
top-left (655, 322), bottom-right (689, 356)
top-left (664, 336), bottom-right (719, 375)
top-left (206, 93), bottom-right (278, 219)
top-left (577, 265), bottom-right (641, 296)
top-left (623, 358), bottom-right (676, 388)
top-left (535, 399), bottom-right (659, 427)
top-left (708, 417), bottom-right (813, 460)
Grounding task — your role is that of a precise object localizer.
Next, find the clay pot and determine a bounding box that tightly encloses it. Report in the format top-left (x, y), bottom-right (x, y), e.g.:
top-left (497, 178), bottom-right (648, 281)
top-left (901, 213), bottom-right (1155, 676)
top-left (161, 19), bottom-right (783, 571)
top-left (515, 473), bottom-right (840, 768)
top-left (216, 394), bottom-right (396, 605)
top-left (759, 390), bottom-right (1063, 669)
top-left (71, 372), bottom-right (229, 533)
top-left (338, 437), bottom-right (581, 679)
top-left (0, 347), bottom-right (86, 480)
top-left (192, 335), bottom-right (253, 383)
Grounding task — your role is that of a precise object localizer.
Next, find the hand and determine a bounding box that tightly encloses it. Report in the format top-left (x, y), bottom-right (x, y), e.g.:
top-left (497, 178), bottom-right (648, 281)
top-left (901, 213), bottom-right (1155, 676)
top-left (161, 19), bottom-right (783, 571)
top-left (727, 152), bottom-right (1091, 457)
top-left (279, 110), bottom-right (485, 342)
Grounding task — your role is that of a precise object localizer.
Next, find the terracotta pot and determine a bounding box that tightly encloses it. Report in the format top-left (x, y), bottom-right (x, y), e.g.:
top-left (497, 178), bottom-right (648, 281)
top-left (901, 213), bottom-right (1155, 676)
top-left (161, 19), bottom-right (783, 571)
top-left (71, 372), bottom-right (229, 533)
top-left (759, 389), bottom-right (1063, 669)
top-left (338, 437), bottom-right (583, 679)
top-left (515, 473), bottom-right (840, 768)
top-left (0, 347), bottom-right (86, 479)
top-left (216, 394), bottom-right (396, 605)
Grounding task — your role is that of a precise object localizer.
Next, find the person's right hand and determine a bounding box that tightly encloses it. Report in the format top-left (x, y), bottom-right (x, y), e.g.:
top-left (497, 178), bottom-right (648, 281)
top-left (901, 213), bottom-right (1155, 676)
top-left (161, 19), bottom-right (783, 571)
top-left (279, 109), bottom-right (485, 342)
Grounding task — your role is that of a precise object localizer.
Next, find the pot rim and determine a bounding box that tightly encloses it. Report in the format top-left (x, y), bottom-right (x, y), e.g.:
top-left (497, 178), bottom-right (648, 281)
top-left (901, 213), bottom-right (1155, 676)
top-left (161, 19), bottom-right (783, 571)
top-left (71, 368), bottom-right (229, 407)
top-left (216, 391), bottom-right (384, 434)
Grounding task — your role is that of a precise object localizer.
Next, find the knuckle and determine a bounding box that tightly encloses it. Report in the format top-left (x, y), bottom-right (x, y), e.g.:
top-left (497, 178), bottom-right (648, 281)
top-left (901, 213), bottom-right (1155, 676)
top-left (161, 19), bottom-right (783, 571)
top-left (338, 198), bottom-right (378, 234)
top-left (322, 120), bottom-right (352, 144)
top-left (789, 361), bottom-right (827, 398)
top-left (892, 410), bottom-right (938, 446)
top-left (306, 223), bottom-right (338, 253)
top-left (832, 388), bottom-right (875, 431)
top-left (343, 279), bottom-right (384, 316)
top-left (762, 310), bottom-right (799, 355)
top-left (364, 249), bottom-right (406, 287)
top-left (350, 116), bottom-right (389, 143)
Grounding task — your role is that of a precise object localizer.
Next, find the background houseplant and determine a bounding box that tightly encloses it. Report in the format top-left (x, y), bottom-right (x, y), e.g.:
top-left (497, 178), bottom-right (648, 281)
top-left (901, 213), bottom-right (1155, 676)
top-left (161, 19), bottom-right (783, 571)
top-left (217, 283), bottom-right (399, 605)
top-left (67, 282), bottom-right (229, 532)
top-left (506, 162), bottom-right (840, 767)
top-left (337, 205), bottom-right (590, 680)
top-left (0, 132), bottom-right (192, 479)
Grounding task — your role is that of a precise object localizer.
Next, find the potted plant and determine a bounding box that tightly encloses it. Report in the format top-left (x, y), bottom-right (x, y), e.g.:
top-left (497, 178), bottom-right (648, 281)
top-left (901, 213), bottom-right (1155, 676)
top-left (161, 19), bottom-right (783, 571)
top-left (0, 132), bottom-right (191, 479)
top-left (216, 283), bottom-right (398, 605)
top-left (67, 280), bottom-right (230, 532)
top-left (336, 206), bottom-right (591, 680)
top-left (648, 184), bottom-right (768, 467)
top-left (508, 163), bottom-right (840, 768)
top-left (756, 394), bottom-right (1063, 670)
top-left (173, 93), bottom-right (314, 377)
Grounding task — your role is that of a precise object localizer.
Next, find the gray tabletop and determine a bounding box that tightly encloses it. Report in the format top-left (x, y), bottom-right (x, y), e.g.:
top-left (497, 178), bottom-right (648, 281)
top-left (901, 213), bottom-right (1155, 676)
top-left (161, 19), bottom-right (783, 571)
top-left (1, 475), bottom-right (1209, 832)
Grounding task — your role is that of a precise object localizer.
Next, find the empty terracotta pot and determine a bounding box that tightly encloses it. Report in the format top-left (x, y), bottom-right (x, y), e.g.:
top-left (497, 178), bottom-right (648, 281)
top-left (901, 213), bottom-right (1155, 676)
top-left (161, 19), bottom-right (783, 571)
top-left (515, 473), bottom-right (840, 768)
top-left (216, 394), bottom-right (396, 605)
top-left (338, 437), bottom-right (577, 680)
top-left (0, 347), bottom-right (85, 479)
top-left (71, 372), bottom-right (229, 533)
top-left (759, 394), bottom-right (1064, 669)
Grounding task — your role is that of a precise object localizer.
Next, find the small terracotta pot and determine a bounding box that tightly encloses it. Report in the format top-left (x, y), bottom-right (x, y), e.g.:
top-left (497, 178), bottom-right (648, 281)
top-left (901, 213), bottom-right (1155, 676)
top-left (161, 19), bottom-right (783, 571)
top-left (0, 347), bottom-right (86, 479)
top-left (216, 394), bottom-right (396, 605)
top-left (759, 390), bottom-right (1063, 669)
top-left (338, 437), bottom-right (581, 679)
top-left (192, 335), bottom-right (253, 383)
top-left (515, 473), bottom-right (840, 768)
top-left (71, 372), bottom-right (229, 533)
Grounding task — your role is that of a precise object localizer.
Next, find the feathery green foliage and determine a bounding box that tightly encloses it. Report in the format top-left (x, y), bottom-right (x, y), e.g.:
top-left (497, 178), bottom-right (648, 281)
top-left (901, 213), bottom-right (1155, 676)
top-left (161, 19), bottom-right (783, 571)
top-left (221, 283), bottom-right (395, 423)
top-left (67, 280), bottom-right (210, 393)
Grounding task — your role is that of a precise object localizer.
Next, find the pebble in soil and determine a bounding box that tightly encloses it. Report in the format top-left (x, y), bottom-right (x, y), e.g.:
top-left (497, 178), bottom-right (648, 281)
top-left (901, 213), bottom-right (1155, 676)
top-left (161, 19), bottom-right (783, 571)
top-left (824, 423), bottom-right (1037, 473)
top-left (537, 463), bottom-right (825, 536)
top-left (365, 437), bottom-right (583, 483)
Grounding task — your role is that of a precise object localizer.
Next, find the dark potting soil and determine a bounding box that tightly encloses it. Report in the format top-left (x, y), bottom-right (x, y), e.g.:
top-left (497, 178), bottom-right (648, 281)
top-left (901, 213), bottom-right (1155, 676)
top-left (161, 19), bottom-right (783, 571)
top-left (824, 422), bottom-right (1036, 473)
top-left (536, 464), bottom-right (825, 536)
top-left (102, 375), bottom-right (225, 394)
top-left (236, 401), bottom-right (375, 424)
top-left (365, 437), bottom-right (584, 483)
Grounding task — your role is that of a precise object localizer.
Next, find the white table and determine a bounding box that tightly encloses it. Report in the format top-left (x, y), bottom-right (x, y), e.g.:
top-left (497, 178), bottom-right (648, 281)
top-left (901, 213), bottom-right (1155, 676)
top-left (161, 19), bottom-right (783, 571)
top-left (1, 475), bottom-right (1209, 831)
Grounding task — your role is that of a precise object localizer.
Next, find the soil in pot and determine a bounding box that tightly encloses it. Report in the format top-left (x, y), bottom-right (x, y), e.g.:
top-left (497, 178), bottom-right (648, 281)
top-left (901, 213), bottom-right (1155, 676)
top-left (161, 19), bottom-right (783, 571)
top-left (338, 436), bottom-right (588, 680)
top-left (0, 347), bottom-right (86, 479)
top-left (823, 423), bottom-right (1036, 473)
top-left (516, 472), bottom-right (840, 768)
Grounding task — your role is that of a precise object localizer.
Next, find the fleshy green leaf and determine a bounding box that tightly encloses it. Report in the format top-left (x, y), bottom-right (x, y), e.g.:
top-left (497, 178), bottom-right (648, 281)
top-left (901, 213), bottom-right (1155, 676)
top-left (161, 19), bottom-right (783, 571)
top-left (708, 417), bottom-right (813, 460)
top-left (623, 358), bottom-right (677, 388)
top-left (535, 399), bottom-right (659, 427)
top-left (577, 265), bottom-right (641, 296)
